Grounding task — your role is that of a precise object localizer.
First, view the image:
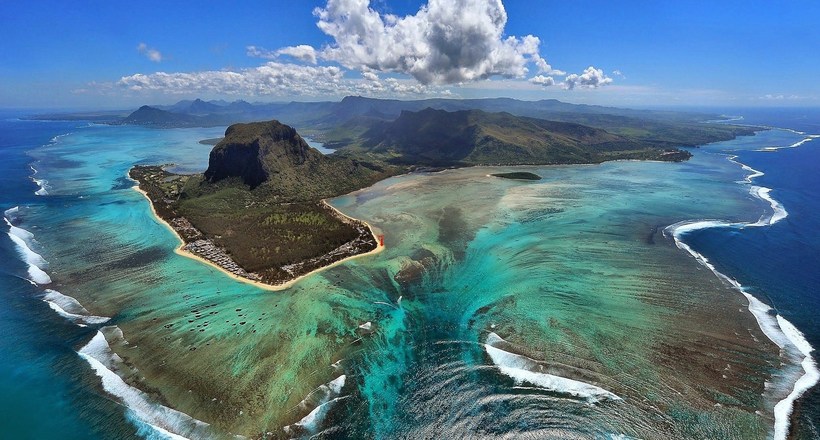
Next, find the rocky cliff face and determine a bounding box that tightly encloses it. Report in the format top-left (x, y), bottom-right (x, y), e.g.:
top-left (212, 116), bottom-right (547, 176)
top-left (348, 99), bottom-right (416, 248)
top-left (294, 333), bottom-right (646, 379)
top-left (201, 120), bottom-right (398, 201)
top-left (204, 120), bottom-right (323, 189)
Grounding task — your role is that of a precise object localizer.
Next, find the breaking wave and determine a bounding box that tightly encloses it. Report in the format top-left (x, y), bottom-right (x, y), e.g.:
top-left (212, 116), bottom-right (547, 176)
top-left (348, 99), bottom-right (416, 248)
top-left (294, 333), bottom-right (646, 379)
top-left (78, 328), bottom-right (219, 440)
top-left (30, 165), bottom-right (49, 195)
top-left (42, 289), bottom-right (109, 326)
top-left (4, 208), bottom-right (51, 285)
top-left (484, 332), bottom-right (621, 403)
top-left (284, 375), bottom-right (348, 436)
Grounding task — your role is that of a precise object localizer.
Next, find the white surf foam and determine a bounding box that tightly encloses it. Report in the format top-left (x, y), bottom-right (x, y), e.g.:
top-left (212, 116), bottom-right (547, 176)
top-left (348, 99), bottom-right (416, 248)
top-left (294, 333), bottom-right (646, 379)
top-left (287, 396), bottom-right (348, 434)
top-left (4, 217), bottom-right (51, 285)
top-left (4, 206), bottom-right (19, 220)
top-left (29, 165), bottom-right (49, 196)
top-left (295, 375), bottom-right (346, 411)
top-left (727, 155), bottom-right (764, 183)
top-left (6, 217), bottom-right (35, 242)
top-left (78, 328), bottom-right (216, 439)
top-left (285, 374), bottom-right (347, 435)
top-left (484, 332), bottom-right (620, 403)
top-left (758, 136), bottom-right (815, 152)
top-left (772, 317), bottom-right (820, 440)
top-left (664, 153), bottom-right (816, 440)
top-left (751, 186), bottom-right (788, 225)
top-left (33, 178), bottom-right (49, 196)
top-left (42, 289), bottom-right (109, 326)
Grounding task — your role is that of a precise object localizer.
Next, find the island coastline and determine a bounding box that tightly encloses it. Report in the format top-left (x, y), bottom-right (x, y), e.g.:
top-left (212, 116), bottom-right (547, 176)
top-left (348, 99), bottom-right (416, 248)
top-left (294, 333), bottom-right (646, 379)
top-left (132, 183), bottom-right (384, 291)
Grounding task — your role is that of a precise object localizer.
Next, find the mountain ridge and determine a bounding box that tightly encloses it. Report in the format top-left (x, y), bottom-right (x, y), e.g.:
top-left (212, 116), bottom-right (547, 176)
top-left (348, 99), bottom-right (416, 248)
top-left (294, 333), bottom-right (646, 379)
top-left (346, 107), bottom-right (691, 165)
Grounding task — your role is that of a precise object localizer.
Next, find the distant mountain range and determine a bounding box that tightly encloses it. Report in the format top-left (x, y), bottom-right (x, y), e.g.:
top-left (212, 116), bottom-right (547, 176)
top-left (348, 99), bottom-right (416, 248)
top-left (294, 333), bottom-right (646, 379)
top-left (31, 95), bottom-right (756, 159)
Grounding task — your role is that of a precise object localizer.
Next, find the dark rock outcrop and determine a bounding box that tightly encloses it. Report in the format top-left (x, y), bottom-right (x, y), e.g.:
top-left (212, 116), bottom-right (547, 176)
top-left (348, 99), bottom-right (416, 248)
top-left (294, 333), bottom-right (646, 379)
top-left (201, 120), bottom-right (400, 201)
top-left (204, 121), bottom-right (322, 189)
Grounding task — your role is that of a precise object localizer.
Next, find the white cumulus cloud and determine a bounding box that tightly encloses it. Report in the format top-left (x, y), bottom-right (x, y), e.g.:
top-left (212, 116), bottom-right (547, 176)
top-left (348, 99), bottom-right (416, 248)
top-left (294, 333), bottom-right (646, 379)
top-left (312, 0), bottom-right (548, 85)
top-left (137, 43), bottom-right (163, 62)
top-left (115, 62), bottom-right (448, 98)
top-left (562, 66), bottom-right (613, 90)
top-left (276, 45), bottom-right (318, 64)
top-left (530, 75), bottom-right (555, 87)
top-left (247, 45), bottom-right (318, 64)
top-left (362, 70), bottom-right (380, 82)
top-left (113, 1), bottom-right (613, 99)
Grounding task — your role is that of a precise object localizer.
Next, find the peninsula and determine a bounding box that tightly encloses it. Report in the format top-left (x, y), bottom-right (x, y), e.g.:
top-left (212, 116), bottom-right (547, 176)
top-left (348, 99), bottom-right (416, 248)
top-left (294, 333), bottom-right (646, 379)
top-left (130, 120), bottom-right (398, 287)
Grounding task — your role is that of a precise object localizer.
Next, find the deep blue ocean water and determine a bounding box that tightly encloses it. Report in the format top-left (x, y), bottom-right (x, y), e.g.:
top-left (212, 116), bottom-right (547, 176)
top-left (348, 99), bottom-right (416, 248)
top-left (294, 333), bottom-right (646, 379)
top-left (0, 114), bottom-right (141, 439)
top-left (685, 108), bottom-right (820, 437)
top-left (0, 108), bottom-right (818, 438)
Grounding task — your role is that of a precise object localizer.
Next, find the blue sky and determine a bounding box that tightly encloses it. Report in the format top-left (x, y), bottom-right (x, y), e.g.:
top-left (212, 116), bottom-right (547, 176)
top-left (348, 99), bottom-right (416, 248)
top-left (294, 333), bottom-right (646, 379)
top-left (2, 0), bottom-right (819, 109)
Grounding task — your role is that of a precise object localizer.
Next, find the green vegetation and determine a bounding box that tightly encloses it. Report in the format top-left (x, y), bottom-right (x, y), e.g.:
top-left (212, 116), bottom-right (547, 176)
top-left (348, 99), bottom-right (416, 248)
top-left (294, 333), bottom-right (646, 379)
top-left (131, 165), bottom-right (378, 284)
top-left (342, 108), bottom-right (693, 165)
top-left (491, 172), bottom-right (542, 180)
top-left (199, 120), bottom-right (402, 200)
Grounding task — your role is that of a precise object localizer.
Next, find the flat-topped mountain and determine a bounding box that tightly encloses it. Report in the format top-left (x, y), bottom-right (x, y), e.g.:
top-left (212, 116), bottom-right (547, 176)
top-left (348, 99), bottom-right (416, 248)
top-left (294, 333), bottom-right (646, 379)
top-left (204, 121), bottom-right (321, 188)
top-left (199, 120), bottom-right (396, 201)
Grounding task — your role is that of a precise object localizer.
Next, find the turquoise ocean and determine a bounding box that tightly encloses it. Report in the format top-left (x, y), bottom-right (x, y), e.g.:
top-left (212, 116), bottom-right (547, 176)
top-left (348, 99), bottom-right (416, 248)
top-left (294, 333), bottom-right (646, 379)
top-left (0, 109), bottom-right (818, 439)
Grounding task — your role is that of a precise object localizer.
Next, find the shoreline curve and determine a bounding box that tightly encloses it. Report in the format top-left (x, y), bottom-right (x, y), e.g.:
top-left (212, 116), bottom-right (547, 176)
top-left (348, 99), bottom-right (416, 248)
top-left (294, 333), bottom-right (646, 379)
top-left (132, 185), bottom-right (384, 292)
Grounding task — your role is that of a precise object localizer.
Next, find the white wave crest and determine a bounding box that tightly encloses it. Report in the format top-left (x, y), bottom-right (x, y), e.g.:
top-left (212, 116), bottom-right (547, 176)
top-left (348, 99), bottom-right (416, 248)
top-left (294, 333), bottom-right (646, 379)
top-left (4, 217), bottom-right (51, 284)
top-left (727, 155), bottom-right (764, 183)
top-left (33, 178), bottom-right (49, 196)
top-left (4, 206), bottom-right (19, 220)
top-left (78, 328), bottom-right (217, 439)
top-left (772, 317), bottom-right (820, 440)
top-left (751, 186), bottom-right (788, 225)
top-left (484, 332), bottom-right (621, 403)
top-left (758, 136), bottom-right (815, 152)
top-left (29, 165), bottom-right (50, 196)
top-left (42, 289), bottom-right (109, 326)
top-left (288, 396), bottom-right (348, 435)
top-left (285, 375), bottom-right (347, 435)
